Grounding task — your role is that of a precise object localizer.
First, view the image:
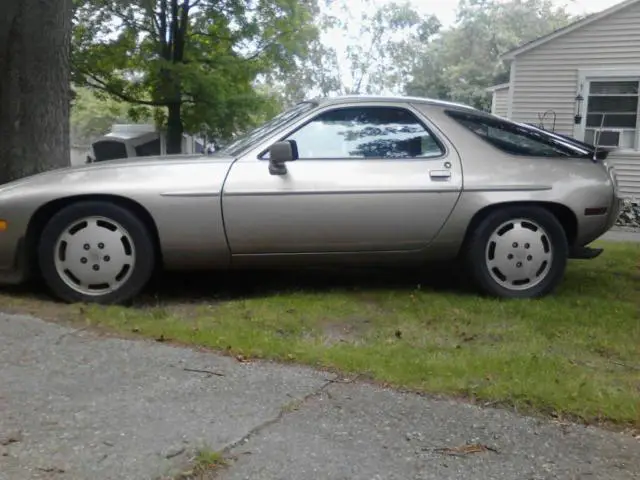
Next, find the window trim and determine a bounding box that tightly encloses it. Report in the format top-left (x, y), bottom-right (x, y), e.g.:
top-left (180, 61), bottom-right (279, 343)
top-left (255, 103), bottom-right (448, 162)
top-left (575, 68), bottom-right (640, 152)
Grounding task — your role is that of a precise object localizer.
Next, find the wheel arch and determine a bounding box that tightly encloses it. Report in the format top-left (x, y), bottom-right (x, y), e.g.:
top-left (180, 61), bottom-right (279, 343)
top-left (460, 201), bottom-right (578, 253)
top-left (25, 194), bottom-right (163, 277)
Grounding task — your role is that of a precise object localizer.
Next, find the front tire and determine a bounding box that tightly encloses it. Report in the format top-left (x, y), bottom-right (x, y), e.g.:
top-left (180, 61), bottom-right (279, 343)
top-left (38, 201), bottom-right (155, 304)
top-left (465, 206), bottom-right (568, 299)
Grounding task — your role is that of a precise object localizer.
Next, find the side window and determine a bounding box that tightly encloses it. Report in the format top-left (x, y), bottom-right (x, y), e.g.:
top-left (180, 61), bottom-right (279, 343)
top-left (281, 106), bottom-right (444, 159)
top-left (446, 110), bottom-right (571, 157)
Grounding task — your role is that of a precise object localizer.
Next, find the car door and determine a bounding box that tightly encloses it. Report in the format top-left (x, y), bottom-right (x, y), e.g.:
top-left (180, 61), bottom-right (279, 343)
top-left (221, 102), bottom-right (463, 255)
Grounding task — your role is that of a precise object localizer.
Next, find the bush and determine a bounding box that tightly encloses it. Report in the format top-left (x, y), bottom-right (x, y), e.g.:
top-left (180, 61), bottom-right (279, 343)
top-left (616, 199), bottom-right (640, 228)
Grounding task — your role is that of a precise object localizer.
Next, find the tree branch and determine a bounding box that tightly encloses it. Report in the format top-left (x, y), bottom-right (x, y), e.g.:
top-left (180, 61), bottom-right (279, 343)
top-left (242, 26), bottom-right (301, 63)
top-left (169, 0), bottom-right (178, 57)
top-left (78, 69), bottom-right (166, 107)
top-left (159, 0), bottom-right (169, 59)
top-left (142, 0), bottom-right (162, 37)
top-left (102, 3), bottom-right (155, 37)
top-left (353, 27), bottom-right (384, 94)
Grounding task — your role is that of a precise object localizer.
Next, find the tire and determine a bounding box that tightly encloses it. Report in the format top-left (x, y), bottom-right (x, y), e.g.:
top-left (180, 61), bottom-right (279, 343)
top-left (465, 206), bottom-right (568, 299)
top-left (38, 201), bottom-right (155, 304)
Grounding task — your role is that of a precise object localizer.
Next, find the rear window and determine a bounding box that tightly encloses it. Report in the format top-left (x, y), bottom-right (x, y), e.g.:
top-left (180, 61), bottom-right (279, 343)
top-left (134, 138), bottom-right (161, 157)
top-left (92, 140), bottom-right (128, 161)
top-left (445, 110), bottom-right (578, 158)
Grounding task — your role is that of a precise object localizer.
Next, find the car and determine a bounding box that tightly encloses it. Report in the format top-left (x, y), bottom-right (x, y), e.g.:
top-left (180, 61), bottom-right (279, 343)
top-left (0, 95), bottom-right (623, 304)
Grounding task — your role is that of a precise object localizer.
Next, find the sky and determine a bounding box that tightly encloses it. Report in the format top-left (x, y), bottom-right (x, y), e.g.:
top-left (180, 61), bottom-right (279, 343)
top-left (397, 0), bottom-right (622, 28)
top-left (328, 0), bottom-right (624, 29)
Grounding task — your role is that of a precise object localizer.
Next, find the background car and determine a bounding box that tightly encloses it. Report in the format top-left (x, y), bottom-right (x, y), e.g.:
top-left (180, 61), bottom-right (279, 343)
top-left (0, 95), bottom-right (622, 304)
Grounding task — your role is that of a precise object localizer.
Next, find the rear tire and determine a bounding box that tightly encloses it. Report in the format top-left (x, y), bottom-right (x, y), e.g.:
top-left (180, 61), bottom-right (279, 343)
top-left (465, 206), bottom-right (568, 298)
top-left (38, 201), bottom-right (155, 304)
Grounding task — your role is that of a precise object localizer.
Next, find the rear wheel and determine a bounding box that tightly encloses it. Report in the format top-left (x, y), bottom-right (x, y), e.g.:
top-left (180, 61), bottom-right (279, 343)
top-left (38, 201), bottom-right (155, 304)
top-left (465, 206), bottom-right (568, 298)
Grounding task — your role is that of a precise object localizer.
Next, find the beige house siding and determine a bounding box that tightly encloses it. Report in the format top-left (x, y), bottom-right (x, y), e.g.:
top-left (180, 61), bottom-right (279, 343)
top-left (507, 0), bottom-right (640, 198)
top-left (490, 87), bottom-right (510, 117)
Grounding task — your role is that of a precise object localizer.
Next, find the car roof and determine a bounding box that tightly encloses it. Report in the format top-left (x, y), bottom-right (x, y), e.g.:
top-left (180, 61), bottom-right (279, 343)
top-left (310, 95), bottom-right (478, 111)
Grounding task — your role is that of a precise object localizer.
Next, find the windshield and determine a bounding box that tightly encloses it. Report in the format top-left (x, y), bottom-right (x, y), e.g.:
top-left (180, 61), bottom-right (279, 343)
top-left (218, 101), bottom-right (318, 157)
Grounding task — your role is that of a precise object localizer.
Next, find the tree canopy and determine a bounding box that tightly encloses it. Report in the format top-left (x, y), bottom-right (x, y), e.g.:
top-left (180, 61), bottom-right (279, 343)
top-left (405, 0), bottom-right (575, 109)
top-left (263, 0), bottom-right (576, 111)
top-left (72, 0), bottom-right (320, 152)
top-left (70, 0), bottom-right (578, 148)
top-left (267, 0), bottom-right (441, 105)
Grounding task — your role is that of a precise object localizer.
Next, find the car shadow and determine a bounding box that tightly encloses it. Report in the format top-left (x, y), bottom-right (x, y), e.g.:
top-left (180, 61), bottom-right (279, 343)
top-left (0, 263), bottom-right (477, 308)
top-left (137, 263), bottom-right (475, 306)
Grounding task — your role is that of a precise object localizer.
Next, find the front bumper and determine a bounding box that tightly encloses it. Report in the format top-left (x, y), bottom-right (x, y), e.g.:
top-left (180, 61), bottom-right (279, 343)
top-left (0, 236), bottom-right (30, 285)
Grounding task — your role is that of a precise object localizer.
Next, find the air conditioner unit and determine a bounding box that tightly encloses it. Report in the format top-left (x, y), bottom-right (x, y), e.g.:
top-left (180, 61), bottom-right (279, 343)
top-left (594, 128), bottom-right (624, 147)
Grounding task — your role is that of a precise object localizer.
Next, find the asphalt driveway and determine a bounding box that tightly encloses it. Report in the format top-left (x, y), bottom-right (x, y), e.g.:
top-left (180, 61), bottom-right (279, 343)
top-left (1, 313), bottom-right (639, 480)
top-left (601, 227), bottom-right (640, 243)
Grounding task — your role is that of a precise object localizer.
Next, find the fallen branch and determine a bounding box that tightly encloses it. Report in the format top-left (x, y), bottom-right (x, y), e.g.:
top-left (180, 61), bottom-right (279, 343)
top-left (326, 374), bottom-right (363, 385)
top-left (36, 467), bottom-right (65, 474)
top-left (609, 360), bottom-right (640, 371)
top-left (433, 443), bottom-right (500, 456)
top-left (183, 367), bottom-right (225, 377)
top-left (0, 431), bottom-right (22, 446)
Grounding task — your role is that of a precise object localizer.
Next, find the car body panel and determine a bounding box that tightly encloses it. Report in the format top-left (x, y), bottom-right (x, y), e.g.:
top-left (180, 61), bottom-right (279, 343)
top-left (411, 105), bottom-right (620, 256)
top-left (222, 100), bottom-right (463, 255)
top-left (0, 96), bottom-right (622, 286)
top-left (0, 155), bottom-right (234, 278)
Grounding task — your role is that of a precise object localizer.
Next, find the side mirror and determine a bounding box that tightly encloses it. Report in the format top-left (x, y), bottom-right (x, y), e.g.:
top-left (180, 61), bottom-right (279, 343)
top-left (268, 140), bottom-right (298, 175)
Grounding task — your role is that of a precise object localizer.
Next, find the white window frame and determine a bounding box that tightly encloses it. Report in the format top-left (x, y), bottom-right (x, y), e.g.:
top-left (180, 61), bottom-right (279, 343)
top-left (575, 68), bottom-right (640, 152)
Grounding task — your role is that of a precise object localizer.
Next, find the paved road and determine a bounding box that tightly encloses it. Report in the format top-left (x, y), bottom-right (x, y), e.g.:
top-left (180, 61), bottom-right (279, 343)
top-left (601, 227), bottom-right (640, 243)
top-left (1, 314), bottom-right (639, 480)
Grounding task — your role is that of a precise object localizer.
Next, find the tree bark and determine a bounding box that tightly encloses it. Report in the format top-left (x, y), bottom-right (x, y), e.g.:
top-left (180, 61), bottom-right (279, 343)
top-left (166, 102), bottom-right (183, 154)
top-left (0, 0), bottom-right (72, 185)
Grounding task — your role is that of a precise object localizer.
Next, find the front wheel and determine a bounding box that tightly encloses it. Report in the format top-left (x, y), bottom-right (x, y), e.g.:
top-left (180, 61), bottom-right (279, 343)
top-left (465, 206), bottom-right (568, 299)
top-left (38, 201), bottom-right (156, 304)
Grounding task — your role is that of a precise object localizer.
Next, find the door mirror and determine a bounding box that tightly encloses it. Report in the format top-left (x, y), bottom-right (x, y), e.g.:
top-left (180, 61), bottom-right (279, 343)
top-left (268, 140), bottom-right (298, 175)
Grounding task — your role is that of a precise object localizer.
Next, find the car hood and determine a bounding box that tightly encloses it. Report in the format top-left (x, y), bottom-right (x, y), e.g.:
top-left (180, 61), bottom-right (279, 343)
top-left (0, 154), bottom-right (232, 194)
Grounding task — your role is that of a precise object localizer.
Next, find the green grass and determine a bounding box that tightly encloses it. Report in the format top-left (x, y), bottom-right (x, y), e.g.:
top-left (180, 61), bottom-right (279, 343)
top-left (170, 448), bottom-right (226, 479)
top-left (2, 240), bottom-right (639, 427)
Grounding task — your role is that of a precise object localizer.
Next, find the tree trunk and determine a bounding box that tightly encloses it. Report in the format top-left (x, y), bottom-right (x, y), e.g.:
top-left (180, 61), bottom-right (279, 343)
top-left (166, 102), bottom-right (183, 154)
top-left (0, 0), bottom-right (72, 185)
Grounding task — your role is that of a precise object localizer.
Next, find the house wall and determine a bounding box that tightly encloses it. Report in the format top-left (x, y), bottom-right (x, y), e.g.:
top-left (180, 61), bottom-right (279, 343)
top-left (509, 0), bottom-right (640, 198)
top-left (609, 154), bottom-right (640, 198)
top-left (491, 88), bottom-right (510, 117)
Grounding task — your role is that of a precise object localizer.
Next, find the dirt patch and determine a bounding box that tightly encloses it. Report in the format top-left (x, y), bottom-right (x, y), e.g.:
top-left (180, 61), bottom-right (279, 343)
top-left (315, 316), bottom-right (372, 346)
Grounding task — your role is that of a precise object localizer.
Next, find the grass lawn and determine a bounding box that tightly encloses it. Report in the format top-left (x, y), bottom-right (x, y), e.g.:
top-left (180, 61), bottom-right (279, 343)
top-left (1, 240), bottom-right (639, 428)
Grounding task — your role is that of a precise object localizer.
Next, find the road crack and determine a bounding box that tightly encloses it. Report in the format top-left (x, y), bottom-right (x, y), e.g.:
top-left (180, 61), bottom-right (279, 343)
top-left (221, 375), bottom-right (348, 456)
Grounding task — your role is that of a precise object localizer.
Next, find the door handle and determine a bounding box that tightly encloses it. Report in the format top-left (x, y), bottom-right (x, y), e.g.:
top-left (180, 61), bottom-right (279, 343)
top-left (429, 170), bottom-right (451, 179)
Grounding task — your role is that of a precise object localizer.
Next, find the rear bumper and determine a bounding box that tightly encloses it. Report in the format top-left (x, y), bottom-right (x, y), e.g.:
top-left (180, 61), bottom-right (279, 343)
top-left (605, 196), bottom-right (624, 231)
top-left (574, 194), bottom-right (623, 248)
top-left (568, 245), bottom-right (603, 260)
